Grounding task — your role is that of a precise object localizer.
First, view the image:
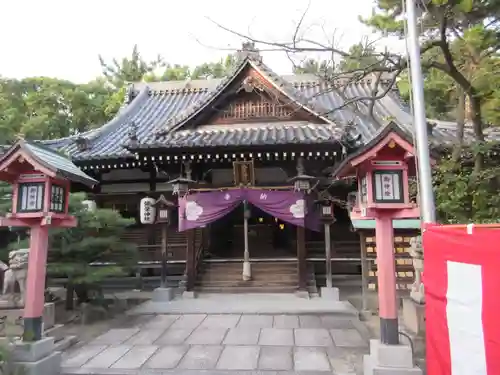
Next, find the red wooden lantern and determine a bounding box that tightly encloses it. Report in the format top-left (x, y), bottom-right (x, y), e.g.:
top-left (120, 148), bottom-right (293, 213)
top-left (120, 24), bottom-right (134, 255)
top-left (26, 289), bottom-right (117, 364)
top-left (0, 139), bottom-right (96, 342)
top-left (332, 123), bottom-right (427, 220)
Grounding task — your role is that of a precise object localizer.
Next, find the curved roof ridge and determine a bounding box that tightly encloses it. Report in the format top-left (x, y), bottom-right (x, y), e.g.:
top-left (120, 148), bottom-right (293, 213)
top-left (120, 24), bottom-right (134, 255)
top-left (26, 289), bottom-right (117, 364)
top-left (155, 57), bottom-right (252, 135)
top-left (42, 86), bottom-right (151, 149)
top-left (155, 57), bottom-right (337, 137)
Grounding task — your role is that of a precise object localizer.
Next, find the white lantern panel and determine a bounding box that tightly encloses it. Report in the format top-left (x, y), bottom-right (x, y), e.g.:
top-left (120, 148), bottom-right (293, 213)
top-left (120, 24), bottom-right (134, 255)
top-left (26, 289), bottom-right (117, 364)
top-left (158, 209), bottom-right (169, 220)
top-left (322, 205), bottom-right (332, 216)
top-left (82, 200), bottom-right (97, 212)
top-left (18, 183), bottom-right (44, 212)
top-left (50, 185), bottom-right (66, 213)
top-left (359, 176), bottom-right (367, 203)
top-left (140, 197), bottom-right (157, 224)
top-left (373, 171), bottom-right (403, 203)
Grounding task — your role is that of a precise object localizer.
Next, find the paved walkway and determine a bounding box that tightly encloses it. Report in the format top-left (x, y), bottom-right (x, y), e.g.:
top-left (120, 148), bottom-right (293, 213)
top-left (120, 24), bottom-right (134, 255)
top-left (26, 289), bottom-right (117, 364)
top-left (61, 313), bottom-right (369, 375)
top-left (127, 293), bottom-right (358, 316)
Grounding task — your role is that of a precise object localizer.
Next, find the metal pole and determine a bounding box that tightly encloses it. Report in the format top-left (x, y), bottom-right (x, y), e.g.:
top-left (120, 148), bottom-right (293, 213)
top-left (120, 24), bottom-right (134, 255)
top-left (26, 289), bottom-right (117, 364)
top-left (242, 201), bottom-right (251, 281)
top-left (406, 0), bottom-right (436, 223)
top-left (324, 223), bottom-right (332, 288)
top-left (160, 223), bottom-right (168, 288)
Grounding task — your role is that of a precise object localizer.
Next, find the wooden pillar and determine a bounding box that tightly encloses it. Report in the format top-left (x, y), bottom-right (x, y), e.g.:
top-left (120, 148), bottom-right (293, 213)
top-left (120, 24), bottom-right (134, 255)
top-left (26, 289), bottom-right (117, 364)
top-left (186, 229), bottom-right (196, 291)
top-left (359, 232), bottom-right (369, 312)
top-left (297, 226), bottom-right (307, 290)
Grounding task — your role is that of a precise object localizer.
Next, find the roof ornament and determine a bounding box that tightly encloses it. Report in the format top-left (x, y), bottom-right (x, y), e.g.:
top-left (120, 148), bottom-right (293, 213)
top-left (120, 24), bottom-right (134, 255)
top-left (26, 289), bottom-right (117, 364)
top-left (125, 84), bottom-right (134, 105)
top-left (75, 137), bottom-right (88, 152)
top-left (236, 41), bottom-right (262, 63)
top-left (128, 121), bottom-right (138, 147)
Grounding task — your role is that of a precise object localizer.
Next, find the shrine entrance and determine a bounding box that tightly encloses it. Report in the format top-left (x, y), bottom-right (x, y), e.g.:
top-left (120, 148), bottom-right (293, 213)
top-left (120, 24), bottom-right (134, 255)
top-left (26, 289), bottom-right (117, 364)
top-left (207, 204), bottom-right (296, 260)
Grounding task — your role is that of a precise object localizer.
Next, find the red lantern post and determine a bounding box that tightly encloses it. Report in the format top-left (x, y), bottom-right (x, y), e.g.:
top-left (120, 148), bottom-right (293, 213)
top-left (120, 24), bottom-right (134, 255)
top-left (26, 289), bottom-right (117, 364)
top-left (332, 124), bottom-right (427, 374)
top-left (0, 140), bottom-right (96, 342)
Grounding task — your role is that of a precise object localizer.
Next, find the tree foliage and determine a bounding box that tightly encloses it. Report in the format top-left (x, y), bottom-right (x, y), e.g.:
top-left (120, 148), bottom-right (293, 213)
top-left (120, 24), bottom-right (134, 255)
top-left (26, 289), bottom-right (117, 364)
top-left (8, 193), bottom-right (138, 304)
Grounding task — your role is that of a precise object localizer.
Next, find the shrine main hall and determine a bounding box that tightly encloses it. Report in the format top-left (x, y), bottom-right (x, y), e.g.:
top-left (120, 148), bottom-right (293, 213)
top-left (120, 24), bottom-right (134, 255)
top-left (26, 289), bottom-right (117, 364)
top-left (38, 43), bottom-right (466, 294)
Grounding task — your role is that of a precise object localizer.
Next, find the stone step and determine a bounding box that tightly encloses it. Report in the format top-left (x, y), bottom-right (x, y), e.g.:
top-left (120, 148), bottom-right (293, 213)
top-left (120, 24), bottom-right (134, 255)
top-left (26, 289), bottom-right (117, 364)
top-left (195, 286), bottom-right (298, 293)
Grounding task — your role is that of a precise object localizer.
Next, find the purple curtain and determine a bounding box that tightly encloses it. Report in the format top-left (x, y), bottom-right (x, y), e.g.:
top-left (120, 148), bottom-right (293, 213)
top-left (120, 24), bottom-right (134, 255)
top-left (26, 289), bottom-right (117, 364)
top-left (178, 188), bottom-right (322, 232)
top-left (178, 189), bottom-right (245, 231)
top-left (245, 189), bottom-right (309, 228)
top-left (304, 195), bottom-right (321, 232)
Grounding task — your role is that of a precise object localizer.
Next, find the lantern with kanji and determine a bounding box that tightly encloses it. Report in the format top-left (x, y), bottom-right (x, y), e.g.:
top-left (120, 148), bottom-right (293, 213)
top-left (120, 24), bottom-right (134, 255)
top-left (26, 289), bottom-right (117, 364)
top-left (140, 197), bottom-right (156, 224)
top-left (332, 123), bottom-right (421, 220)
top-left (153, 195), bottom-right (176, 224)
top-left (315, 199), bottom-right (335, 223)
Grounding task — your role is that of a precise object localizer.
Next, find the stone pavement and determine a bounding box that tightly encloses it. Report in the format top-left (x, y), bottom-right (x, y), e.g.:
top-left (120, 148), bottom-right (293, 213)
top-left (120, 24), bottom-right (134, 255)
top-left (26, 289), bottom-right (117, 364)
top-left (127, 293), bottom-right (358, 316)
top-left (61, 313), bottom-right (370, 375)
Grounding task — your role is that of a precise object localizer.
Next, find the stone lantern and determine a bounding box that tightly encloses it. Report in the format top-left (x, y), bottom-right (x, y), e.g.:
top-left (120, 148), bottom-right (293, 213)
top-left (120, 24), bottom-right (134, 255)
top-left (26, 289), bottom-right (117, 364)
top-left (169, 177), bottom-right (195, 197)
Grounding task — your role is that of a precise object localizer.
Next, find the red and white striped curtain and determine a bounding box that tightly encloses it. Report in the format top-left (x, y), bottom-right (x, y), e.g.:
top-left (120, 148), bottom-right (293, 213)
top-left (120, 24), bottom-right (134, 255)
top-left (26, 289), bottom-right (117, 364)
top-left (424, 224), bottom-right (500, 375)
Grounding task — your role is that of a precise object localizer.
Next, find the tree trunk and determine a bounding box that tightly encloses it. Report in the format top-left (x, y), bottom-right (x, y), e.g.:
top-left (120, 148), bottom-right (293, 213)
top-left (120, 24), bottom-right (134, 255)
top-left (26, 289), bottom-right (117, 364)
top-left (74, 284), bottom-right (90, 305)
top-left (65, 283), bottom-right (74, 311)
top-left (469, 94), bottom-right (484, 174)
top-left (452, 89), bottom-right (466, 165)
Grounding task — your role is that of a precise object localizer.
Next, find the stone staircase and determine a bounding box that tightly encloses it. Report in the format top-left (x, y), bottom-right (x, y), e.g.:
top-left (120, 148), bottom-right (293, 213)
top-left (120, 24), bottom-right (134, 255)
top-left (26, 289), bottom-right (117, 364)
top-left (195, 261), bottom-right (318, 295)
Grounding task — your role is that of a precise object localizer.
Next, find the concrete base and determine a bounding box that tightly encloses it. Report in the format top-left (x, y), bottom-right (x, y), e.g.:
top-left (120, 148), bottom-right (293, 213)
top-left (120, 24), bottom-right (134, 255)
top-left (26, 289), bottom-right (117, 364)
top-left (294, 290), bottom-right (310, 299)
top-left (182, 291), bottom-right (197, 299)
top-left (242, 261), bottom-right (251, 281)
top-left (152, 287), bottom-right (174, 302)
top-left (364, 339), bottom-right (422, 374)
top-left (402, 298), bottom-right (425, 336)
top-left (320, 286), bottom-right (340, 300)
top-left (10, 336), bottom-right (62, 375)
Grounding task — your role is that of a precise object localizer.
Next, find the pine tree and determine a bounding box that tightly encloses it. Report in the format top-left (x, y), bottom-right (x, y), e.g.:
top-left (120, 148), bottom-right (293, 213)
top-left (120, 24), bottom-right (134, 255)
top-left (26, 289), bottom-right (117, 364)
top-left (10, 192), bottom-right (138, 309)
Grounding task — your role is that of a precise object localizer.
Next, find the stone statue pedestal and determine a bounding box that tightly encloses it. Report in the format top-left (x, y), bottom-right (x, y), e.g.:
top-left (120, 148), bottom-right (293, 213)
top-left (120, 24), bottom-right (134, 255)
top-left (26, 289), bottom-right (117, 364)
top-left (2, 336), bottom-right (62, 375)
top-left (0, 302), bottom-right (55, 338)
top-left (402, 297), bottom-right (426, 336)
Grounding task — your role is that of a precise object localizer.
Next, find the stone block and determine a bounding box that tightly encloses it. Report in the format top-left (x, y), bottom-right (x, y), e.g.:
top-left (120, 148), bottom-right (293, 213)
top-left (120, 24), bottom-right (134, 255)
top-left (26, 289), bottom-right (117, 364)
top-left (182, 290), bottom-right (197, 299)
top-left (293, 347), bottom-right (331, 372)
top-left (0, 302), bottom-right (55, 337)
top-left (11, 336), bottom-right (55, 362)
top-left (364, 353), bottom-right (423, 375)
top-left (364, 339), bottom-right (423, 375)
top-left (223, 327), bottom-right (260, 345)
top-left (216, 346), bottom-right (259, 370)
top-left (177, 345), bottom-right (223, 370)
top-left (258, 328), bottom-right (294, 346)
top-left (402, 298), bottom-right (425, 336)
top-left (152, 287), bottom-right (174, 302)
top-left (370, 339), bottom-right (415, 368)
top-left (14, 350), bottom-right (61, 375)
top-left (258, 346), bottom-right (293, 370)
top-left (321, 286), bottom-right (340, 300)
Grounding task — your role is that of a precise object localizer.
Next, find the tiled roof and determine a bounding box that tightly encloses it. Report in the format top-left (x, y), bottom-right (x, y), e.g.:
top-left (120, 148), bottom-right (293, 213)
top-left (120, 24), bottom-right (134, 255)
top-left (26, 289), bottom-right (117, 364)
top-left (140, 122), bottom-right (342, 149)
top-left (0, 140), bottom-right (97, 186)
top-left (42, 57), bottom-right (497, 161)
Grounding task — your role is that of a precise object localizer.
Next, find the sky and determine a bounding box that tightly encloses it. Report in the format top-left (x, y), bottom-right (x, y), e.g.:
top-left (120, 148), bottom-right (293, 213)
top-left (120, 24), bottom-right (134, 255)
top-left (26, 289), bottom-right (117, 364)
top-left (0, 0), bottom-right (405, 83)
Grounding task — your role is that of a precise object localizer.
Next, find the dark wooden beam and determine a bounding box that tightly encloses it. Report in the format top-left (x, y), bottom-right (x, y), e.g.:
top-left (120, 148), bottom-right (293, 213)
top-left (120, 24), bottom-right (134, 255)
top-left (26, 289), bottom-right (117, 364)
top-left (297, 226), bottom-right (307, 290)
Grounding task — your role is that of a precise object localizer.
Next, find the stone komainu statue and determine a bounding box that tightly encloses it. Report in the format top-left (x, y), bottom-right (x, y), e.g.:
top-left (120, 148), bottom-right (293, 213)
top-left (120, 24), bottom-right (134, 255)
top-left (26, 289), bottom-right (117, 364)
top-left (408, 236), bottom-right (424, 304)
top-left (0, 248), bottom-right (29, 306)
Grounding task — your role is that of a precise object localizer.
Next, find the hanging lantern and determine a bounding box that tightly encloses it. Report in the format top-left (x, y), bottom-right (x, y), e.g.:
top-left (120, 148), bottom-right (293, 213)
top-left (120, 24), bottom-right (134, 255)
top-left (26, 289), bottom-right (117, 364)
top-left (140, 197), bottom-right (156, 224)
top-left (82, 200), bottom-right (97, 212)
top-left (153, 195), bottom-right (176, 224)
top-left (288, 174), bottom-right (317, 192)
top-left (15, 173), bottom-right (70, 215)
top-left (168, 177), bottom-right (195, 196)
